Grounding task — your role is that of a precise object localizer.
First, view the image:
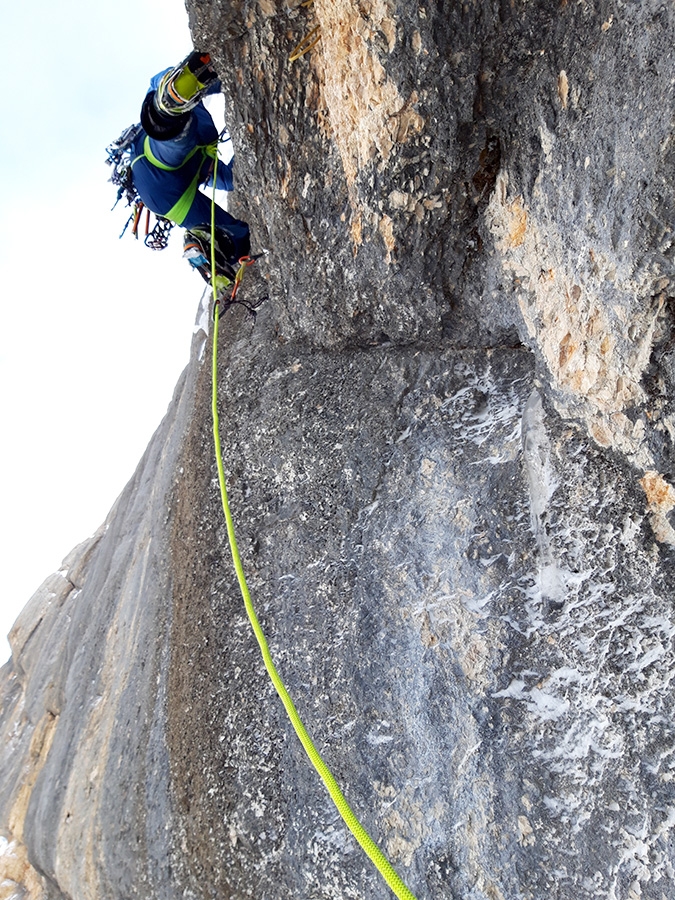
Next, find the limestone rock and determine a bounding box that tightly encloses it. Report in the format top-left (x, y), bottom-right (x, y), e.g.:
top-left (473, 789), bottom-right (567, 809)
top-left (1, 2), bottom-right (674, 899)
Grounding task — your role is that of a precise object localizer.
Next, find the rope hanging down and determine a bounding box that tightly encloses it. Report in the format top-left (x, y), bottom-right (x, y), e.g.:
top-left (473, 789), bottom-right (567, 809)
top-left (208, 160), bottom-right (418, 900)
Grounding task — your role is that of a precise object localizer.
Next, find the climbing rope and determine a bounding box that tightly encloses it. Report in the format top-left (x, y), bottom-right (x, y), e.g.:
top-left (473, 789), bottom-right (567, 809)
top-left (209, 161), bottom-right (418, 900)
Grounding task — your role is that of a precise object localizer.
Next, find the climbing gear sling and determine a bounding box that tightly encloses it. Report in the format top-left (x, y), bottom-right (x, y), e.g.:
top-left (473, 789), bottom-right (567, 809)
top-left (208, 159), bottom-right (418, 900)
top-left (106, 125), bottom-right (176, 249)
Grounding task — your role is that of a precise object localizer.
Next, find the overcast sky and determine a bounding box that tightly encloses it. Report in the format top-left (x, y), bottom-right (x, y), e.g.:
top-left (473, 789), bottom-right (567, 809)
top-left (0, 0), bottom-right (221, 661)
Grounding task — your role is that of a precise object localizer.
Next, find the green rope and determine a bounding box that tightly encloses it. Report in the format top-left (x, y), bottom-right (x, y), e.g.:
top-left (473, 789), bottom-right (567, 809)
top-left (209, 159), bottom-right (418, 900)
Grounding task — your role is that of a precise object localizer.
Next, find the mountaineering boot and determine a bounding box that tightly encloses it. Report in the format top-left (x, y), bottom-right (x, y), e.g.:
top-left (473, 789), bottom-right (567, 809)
top-left (140, 51), bottom-right (219, 140)
top-left (154, 51), bottom-right (219, 118)
top-left (183, 229), bottom-right (238, 288)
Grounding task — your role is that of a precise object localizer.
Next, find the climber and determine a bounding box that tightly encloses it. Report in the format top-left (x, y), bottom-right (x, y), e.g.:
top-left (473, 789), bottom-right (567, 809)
top-left (107, 51), bottom-right (250, 282)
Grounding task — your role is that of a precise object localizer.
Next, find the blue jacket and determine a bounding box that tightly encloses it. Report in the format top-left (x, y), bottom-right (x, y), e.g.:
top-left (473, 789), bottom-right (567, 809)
top-left (130, 73), bottom-right (250, 259)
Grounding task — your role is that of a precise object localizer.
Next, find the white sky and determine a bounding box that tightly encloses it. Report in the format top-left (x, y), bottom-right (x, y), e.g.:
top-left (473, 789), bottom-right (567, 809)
top-left (0, 0), bottom-right (225, 661)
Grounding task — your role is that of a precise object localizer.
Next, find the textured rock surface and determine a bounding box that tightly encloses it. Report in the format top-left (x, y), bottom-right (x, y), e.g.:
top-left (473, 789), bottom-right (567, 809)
top-left (1, 2), bottom-right (674, 899)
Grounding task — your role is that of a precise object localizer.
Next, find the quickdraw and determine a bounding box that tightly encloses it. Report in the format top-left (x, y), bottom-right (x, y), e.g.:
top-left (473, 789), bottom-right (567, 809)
top-left (213, 255), bottom-right (266, 321)
top-left (106, 123), bottom-right (143, 210)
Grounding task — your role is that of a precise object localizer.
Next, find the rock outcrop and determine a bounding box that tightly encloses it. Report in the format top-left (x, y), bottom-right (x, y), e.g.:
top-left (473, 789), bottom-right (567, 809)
top-left (1, 2), bottom-right (674, 899)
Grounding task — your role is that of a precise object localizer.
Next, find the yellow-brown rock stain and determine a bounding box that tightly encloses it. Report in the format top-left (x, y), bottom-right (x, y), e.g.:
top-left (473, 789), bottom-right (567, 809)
top-left (557, 70), bottom-right (569, 109)
top-left (487, 172), bottom-right (665, 473)
top-left (641, 471), bottom-right (675, 513)
top-left (0, 838), bottom-right (47, 900)
top-left (640, 471), bottom-right (675, 547)
top-left (0, 709), bottom-right (58, 899)
top-left (507, 197), bottom-right (528, 247)
top-left (310, 0), bottom-right (425, 254)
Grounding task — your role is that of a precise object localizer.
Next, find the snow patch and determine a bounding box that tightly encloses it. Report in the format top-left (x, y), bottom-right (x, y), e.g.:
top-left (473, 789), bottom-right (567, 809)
top-left (193, 287), bottom-right (211, 360)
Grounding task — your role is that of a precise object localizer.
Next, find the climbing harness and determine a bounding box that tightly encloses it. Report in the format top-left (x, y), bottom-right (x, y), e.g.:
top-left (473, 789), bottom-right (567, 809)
top-left (208, 161), bottom-right (418, 900)
top-left (131, 135), bottom-right (218, 226)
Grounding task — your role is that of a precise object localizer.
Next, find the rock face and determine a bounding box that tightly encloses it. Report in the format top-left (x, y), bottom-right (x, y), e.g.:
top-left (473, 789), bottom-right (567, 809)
top-left (1, 2), bottom-right (674, 899)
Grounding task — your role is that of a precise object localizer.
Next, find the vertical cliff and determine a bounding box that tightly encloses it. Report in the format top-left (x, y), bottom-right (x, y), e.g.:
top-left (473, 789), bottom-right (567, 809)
top-left (1, 2), bottom-right (674, 899)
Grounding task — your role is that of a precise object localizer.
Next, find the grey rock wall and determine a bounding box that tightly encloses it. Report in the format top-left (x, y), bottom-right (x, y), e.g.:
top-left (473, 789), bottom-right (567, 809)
top-left (1, 2), bottom-right (674, 899)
